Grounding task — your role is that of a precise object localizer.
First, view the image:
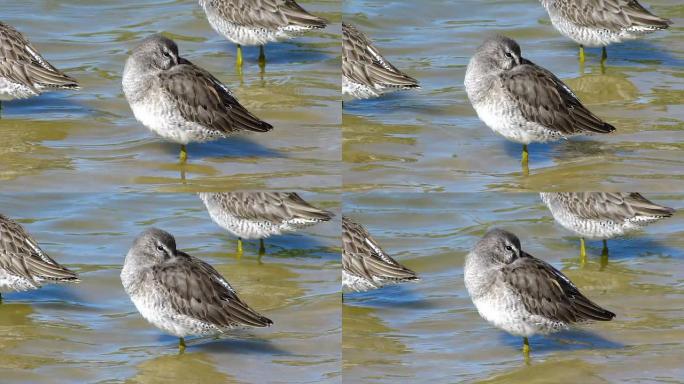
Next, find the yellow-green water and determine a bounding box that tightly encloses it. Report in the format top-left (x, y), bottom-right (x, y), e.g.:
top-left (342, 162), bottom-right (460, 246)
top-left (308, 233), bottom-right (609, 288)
top-left (0, 0), bottom-right (341, 192)
top-left (343, 192), bottom-right (684, 383)
top-left (343, 0), bottom-right (684, 192)
top-left (1, 0), bottom-right (683, 383)
top-left (0, 193), bottom-right (340, 383)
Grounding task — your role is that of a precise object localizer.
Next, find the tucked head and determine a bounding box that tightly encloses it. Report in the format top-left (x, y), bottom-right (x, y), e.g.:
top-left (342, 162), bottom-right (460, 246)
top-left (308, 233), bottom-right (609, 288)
top-left (472, 228), bottom-right (524, 265)
top-left (129, 227), bottom-right (178, 264)
top-left (475, 35), bottom-right (522, 70)
top-left (130, 34), bottom-right (180, 70)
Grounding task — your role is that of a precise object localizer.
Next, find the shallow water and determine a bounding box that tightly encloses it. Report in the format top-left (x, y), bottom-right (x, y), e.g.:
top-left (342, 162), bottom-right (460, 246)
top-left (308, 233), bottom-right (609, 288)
top-left (0, 193), bottom-right (340, 383)
top-left (0, 0), bottom-right (341, 192)
top-left (343, 0), bottom-right (684, 192)
top-left (342, 192), bottom-right (684, 383)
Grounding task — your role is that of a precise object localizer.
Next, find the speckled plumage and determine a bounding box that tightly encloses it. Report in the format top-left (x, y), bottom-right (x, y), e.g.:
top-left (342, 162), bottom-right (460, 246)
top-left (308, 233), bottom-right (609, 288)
top-left (198, 0), bottom-right (327, 46)
top-left (464, 35), bottom-right (615, 145)
top-left (342, 216), bottom-right (418, 293)
top-left (122, 35), bottom-right (272, 145)
top-left (0, 214), bottom-right (78, 294)
top-left (540, 192), bottom-right (674, 239)
top-left (342, 22), bottom-right (419, 99)
top-left (464, 229), bottom-right (614, 337)
top-left (539, 0), bottom-right (671, 47)
top-left (199, 192), bottom-right (333, 240)
top-left (0, 21), bottom-right (78, 101)
top-left (121, 228), bottom-right (272, 339)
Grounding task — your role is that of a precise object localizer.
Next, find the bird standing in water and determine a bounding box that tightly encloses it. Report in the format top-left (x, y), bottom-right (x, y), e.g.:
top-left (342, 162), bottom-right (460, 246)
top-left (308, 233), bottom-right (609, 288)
top-left (464, 35), bottom-right (615, 172)
top-left (122, 34), bottom-right (272, 163)
top-left (538, 0), bottom-right (671, 65)
top-left (198, 0), bottom-right (328, 71)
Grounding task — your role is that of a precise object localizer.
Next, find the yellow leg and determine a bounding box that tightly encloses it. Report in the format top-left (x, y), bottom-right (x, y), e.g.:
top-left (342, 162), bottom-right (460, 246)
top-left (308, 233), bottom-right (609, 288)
top-left (579, 45), bottom-right (585, 63)
top-left (522, 337), bottom-right (531, 362)
top-left (601, 47), bottom-right (607, 64)
top-left (600, 240), bottom-right (609, 269)
top-left (521, 144), bottom-right (529, 175)
top-left (259, 239), bottom-right (266, 256)
top-left (580, 238), bottom-right (587, 266)
top-left (179, 337), bottom-right (186, 353)
top-left (237, 238), bottom-right (243, 258)
top-left (600, 47), bottom-right (607, 74)
top-left (258, 45), bottom-right (266, 69)
top-left (236, 44), bottom-right (243, 68)
top-left (180, 145), bottom-right (188, 163)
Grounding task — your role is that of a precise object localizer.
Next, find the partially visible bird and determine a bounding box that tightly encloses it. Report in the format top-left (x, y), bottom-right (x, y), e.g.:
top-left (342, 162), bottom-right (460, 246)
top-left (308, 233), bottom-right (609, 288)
top-left (0, 21), bottom-right (79, 111)
top-left (0, 213), bottom-right (79, 300)
top-left (342, 216), bottom-right (418, 293)
top-left (540, 192), bottom-right (675, 263)
top-left (464, 35), bottom-right (615, 170)
top-left (121, 228), bottom-right (272, 352)
top-left (198, 0), bottom-right (328, 69)
top-left (199, 192), bottom-right (334, 256)
top-left (464, 228), bottom-right (615, 359)
top-left (342, 22), bottom-right (419, 100)
top-left (538, 0), bottom-right (671, 64)
top-left (122, 34), bottom-right (272, 162)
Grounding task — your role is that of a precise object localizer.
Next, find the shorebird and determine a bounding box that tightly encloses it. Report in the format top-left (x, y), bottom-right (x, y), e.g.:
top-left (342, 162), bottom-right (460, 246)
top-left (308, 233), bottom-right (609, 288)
top-left (0, 214), bottom-right (78, 300)
top-left (0, 21), bottom-right (79, 112)
top-left (540, 192), bottom-right (675, 263)
top-left (342, 22), bottom-right (420, 100)
top-left (464, 36), bottom-right (615, 170)
top-left (199, 192), bottom-right (334, 256)
top-left (121, 228), bottom-right (272, 352)
top-left (198, 0), bottom-right (328, 69)
top-left (538, 0), bottom-right (671, 64)
top-left (464, 228), bottom-right (615, 359)
top-left (342, 216), bottom-right (418, 293)
top-left (122, 34), bottom-right (273, 162)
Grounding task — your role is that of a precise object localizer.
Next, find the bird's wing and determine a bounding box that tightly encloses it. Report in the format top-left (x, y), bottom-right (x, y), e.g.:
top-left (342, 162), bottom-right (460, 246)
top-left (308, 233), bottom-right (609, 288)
top-left (501, 61), bottom-right (614, 135)
top-left (157, 61), bottom-right (272, 135)
top-left (0, 215), bottom-right (78, 283)
top-left (555, 0), bottom-right (670, 31)
top-left (205, 192), bottom-right (334, 223)
top-left (0, 22), bottom-right (79, 90)
top-left (559, 192), bottom-right (675, 221)
top-left (207, 0), bottom-right (327, 29)
top-left (342, 22), bottom-right (419, 89)
top-left (503, 255), bottom-right (614, 323)
top-left (152, 253), bottom-right (272, 328)
top-left (342, 216), bottom-right (418, 282)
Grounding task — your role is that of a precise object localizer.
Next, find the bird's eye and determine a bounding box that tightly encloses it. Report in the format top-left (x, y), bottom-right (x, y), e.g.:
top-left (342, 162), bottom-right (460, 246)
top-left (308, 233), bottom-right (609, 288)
top-left (504, 51), bottom-right (513, 58)
top-left (505, 245), bottom-right (514, 251)
top-left (156, 245), bottom-right (164, 252)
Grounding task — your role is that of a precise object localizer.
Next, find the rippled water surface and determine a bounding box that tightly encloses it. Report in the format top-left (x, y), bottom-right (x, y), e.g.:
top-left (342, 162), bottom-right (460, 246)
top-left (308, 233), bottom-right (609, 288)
top-left (0, 193), bottom-right (340, 383)
top-left (343, 0), bottom-right (684, 192)
top-left (343, 192), bottom-right (684, 382)
top-left (0, 0), bottom-right (340, 192)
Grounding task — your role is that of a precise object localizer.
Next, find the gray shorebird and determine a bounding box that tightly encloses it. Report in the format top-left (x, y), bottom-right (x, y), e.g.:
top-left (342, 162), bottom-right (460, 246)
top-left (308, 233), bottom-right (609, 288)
top-left (122, 34), bottom-right (273, 162)
top-left (199, 192), bottom-right (334, 256)
top-left (464, 228), bottom-right (615, 359)
top-left (121, 228), bottom-right (272, 352)
top-left (538, 0), bottom-right (671, 64)
top-left (540, 192), bottom-right (675, 264)
top-left (342, 22), bottom-right (419, 100)
top-left (0, 21), bottom-right (79, 111)
top-left (342, 216), bottom-right (418, 293)
top-left (464, 35), bottom-right (615, 170)
top-left (0, 214), bottom-right (78, 300)
top-left (198, 0), bottom-right (328, 70)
